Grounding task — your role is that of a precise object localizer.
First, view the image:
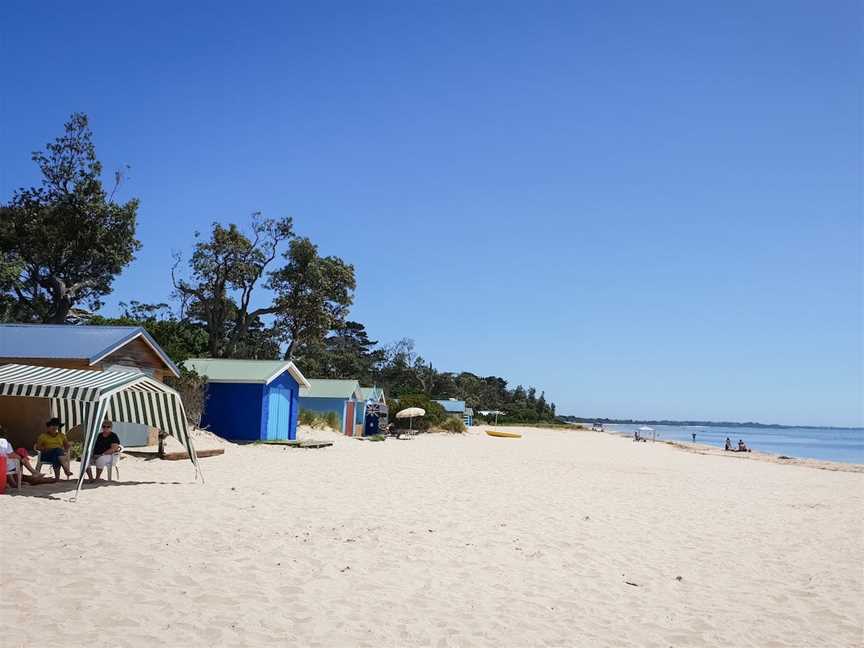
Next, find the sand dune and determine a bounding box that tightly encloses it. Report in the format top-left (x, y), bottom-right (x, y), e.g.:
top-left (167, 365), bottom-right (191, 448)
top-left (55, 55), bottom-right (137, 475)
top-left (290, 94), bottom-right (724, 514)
top-left (2, 426), bottom-right (862, 647)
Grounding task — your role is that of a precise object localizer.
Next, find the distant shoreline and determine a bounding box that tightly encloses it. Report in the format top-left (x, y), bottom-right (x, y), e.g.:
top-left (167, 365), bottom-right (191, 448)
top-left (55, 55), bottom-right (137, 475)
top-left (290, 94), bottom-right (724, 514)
top-left (558, 416), bottom-right (863, 431)
top-left (488, 424), bottom-right (864, 474)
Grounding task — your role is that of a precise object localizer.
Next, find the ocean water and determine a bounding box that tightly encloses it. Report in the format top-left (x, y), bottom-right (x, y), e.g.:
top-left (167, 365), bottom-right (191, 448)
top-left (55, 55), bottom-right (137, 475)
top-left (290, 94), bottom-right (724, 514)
top-left (606, 424), bottom-right (864, 465)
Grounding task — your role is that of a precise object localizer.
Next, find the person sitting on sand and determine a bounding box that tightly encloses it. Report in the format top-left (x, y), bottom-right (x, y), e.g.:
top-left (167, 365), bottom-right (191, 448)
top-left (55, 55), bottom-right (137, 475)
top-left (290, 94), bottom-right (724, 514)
top-left (35, 418), bottom-right (73, 479)
top-left (724, 437), bottom-right (733, 451)
top-left (86, 419), bottom-right (121, 482)
top-left (737, 439), bottom-right (751, 453)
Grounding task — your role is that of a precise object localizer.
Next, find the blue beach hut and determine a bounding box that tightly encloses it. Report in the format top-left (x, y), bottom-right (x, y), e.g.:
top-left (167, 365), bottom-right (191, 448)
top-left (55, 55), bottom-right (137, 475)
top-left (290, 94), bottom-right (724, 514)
top-left (434, 399), bottom-right (473, 426)
top-left (183, 359), bottom-right (310, 442)
top-left (298, 379), bottom-right (364, 436)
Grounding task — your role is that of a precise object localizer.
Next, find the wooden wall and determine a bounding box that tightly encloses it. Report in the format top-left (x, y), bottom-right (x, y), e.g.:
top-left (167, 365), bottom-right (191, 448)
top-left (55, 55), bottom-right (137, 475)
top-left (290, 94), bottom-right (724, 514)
top-left (96, 336), bottom-right (171, 382)
top-left (0, 395), bottom-right (52, 448)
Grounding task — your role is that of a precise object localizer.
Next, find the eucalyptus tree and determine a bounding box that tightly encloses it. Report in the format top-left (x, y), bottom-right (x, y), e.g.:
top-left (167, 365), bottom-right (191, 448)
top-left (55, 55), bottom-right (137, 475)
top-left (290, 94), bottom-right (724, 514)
top-left (172, 213), bottom-right (293, 358)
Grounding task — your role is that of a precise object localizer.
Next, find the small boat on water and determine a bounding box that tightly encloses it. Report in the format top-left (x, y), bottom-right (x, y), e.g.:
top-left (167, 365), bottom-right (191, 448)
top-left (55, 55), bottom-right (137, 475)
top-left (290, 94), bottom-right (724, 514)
top-left (486, 430), bottom-right (522, 439)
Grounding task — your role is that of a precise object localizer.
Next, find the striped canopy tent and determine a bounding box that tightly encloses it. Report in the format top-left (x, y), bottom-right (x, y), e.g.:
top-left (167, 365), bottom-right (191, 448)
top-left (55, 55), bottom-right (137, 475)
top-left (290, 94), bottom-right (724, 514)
top-left (0, 364), bottom-right (201, 499)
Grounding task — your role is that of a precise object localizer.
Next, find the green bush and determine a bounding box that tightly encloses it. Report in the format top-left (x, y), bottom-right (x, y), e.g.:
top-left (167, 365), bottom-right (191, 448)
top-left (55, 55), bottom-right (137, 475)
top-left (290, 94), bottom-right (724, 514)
top-left (299, 409), bottom-right (317, 427)
top-left (389, 394), bottom-right (447, 432)
top-left (322, 411), bottom-right (339, 431)
top-left (438, 417), bottom-right (466, 433)
top-left (68, 441), bottom-right (83, 461)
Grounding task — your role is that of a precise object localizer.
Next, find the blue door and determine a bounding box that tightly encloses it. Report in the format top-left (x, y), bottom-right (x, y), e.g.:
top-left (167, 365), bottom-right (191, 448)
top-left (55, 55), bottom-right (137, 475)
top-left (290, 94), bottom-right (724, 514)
top-left (266, 386), bottom-right (291, 440)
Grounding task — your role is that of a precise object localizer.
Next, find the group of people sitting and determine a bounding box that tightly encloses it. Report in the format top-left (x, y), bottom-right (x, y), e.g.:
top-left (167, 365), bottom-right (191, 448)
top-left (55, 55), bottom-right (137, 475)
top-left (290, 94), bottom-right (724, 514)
top-left (724, 437), bottom-right (751, 453)
top-left (1, 417), bottom-right (122, 490)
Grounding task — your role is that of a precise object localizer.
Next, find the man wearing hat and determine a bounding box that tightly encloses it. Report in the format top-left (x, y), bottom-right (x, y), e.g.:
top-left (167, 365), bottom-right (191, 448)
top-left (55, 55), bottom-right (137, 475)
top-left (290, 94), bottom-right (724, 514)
top-left (34, 418), bottom-right (73, 479)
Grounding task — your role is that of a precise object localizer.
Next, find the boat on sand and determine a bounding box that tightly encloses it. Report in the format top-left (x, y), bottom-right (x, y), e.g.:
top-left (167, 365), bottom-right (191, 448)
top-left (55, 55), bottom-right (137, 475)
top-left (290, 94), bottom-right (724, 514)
top-left (486, 430), bottom-right (522, 439)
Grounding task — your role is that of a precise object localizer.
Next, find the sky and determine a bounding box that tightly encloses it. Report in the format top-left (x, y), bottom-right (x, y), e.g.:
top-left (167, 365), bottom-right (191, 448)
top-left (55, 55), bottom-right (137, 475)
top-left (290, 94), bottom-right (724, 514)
top-left (1, 1), bottom-right (861, 426)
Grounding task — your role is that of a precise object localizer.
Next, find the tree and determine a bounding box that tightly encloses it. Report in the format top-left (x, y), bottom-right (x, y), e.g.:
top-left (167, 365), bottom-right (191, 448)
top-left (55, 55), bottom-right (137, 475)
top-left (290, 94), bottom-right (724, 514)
top-left (270, 237), bottom-right (356, 359)
top-left (0, 113), bottom-right (140, 323)
top-left (172, 214), bottom-right (293, 358)
top-left (88, 301), bottom-right (209, 363)
top-left (293, 320), bottom-right (383, 382)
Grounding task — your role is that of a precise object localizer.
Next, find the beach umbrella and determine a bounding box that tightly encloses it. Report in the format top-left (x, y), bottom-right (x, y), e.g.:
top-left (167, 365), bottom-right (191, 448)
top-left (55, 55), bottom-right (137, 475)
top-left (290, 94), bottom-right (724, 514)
top-left (396, 407), bottom-right (425, 432)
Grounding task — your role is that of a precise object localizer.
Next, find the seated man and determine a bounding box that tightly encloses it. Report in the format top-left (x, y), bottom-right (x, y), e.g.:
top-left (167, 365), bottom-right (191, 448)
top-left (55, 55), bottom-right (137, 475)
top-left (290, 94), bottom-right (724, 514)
top-left (35, 418), bottom-right (73, 479)
top-left (86, 419), bottom-right (121, 482)
top-left (737, 439), bottom-right (751, 453)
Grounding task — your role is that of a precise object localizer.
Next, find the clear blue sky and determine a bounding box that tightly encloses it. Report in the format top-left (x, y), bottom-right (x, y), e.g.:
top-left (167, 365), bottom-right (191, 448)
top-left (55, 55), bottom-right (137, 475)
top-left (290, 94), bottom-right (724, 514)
top-left (2, 1), bottom-right (861, 426)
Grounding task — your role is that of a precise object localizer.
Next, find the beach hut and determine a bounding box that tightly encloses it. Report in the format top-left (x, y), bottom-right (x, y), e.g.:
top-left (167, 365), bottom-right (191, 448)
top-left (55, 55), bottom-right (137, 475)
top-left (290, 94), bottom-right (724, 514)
top-left (0, 324), bottom-right (180, 448)
top-left (360, 386), bottom-right (388, 434)
top-left (299, 379), bottom-right (364, 436)
top-left (464, 407), bottom-right (474, 427)
top-left (434, 399), bottom-right (472, 426)
top-left (183, 359), bottom-right (310, 442)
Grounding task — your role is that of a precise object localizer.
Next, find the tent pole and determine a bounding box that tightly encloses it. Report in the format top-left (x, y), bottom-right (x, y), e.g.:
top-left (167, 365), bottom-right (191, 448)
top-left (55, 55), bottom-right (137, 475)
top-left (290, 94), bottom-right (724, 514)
top-left (72, 400), bottom-right (108, 502)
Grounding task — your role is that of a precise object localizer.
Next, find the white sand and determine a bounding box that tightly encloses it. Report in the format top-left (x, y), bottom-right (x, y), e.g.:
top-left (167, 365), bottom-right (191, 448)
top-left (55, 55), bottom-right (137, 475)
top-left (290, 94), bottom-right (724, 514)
top-left (2, 426), bottom-right (862, 647)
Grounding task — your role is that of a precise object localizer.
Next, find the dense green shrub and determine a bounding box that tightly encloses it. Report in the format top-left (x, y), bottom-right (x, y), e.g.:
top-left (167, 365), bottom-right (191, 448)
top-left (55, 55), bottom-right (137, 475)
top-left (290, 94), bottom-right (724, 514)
top-left (388, 394), bottom-right (446, 432)
top-left (438, 417), bottom-right (466, 433)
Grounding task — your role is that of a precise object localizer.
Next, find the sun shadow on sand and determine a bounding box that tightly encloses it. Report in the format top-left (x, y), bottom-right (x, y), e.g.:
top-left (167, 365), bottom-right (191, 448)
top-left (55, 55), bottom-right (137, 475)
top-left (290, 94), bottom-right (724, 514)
top-left (7, 479), bottom-right (185, 500)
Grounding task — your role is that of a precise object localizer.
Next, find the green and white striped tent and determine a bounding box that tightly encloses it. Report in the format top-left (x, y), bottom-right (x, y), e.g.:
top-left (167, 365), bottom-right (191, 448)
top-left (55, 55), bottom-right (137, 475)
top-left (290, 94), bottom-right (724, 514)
top-left (0, 363), bottom-right (201, 499)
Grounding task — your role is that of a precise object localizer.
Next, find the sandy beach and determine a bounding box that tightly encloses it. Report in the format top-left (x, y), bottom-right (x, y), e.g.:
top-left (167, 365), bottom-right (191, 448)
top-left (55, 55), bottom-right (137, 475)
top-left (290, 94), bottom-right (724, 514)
top-left (2, 425), bottom-right (862, 647)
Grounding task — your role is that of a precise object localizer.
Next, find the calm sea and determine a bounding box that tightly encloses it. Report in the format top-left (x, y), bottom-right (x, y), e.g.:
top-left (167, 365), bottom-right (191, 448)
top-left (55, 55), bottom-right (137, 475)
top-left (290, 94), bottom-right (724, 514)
top-left (606, 424), bottom-right (864, 465)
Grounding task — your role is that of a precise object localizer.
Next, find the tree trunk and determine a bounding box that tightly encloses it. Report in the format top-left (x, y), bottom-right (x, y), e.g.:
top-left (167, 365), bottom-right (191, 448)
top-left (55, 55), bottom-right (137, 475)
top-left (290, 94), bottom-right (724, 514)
top-left (45, 276), bottom-right (72, 323)
top-left (285, 338), bottom-right (296, 360)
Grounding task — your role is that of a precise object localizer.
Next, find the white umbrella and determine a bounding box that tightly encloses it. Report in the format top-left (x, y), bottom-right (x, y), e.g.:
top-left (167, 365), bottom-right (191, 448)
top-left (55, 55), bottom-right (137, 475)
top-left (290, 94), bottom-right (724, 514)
top-left (396, 407), bottom-right (425, 432)
top-left (639, 426), bottom-right (656, 443)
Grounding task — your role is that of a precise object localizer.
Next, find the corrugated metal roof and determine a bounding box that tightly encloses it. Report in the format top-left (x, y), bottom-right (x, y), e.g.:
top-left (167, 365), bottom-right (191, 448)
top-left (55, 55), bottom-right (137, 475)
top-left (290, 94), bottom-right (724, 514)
top-left (435, 399), bottom-right (466, 413)
top-left (0, 323), bottom-right (179, 376)
top-left (183, 358), bottom-right (310, 388)
top-left (300, 379), bottom-right (362, 399)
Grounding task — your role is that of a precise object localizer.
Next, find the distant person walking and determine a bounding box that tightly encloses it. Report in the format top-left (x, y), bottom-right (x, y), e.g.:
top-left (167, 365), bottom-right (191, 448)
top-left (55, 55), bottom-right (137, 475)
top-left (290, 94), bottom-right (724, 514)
top-left (691, 432), bottom-right (696, 443)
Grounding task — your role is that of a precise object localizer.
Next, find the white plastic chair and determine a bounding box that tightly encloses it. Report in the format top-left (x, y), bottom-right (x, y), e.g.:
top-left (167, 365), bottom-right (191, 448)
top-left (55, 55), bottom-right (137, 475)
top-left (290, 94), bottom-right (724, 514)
top-left (5, 456), bottom-right (22, 490)
top-left (86, 446), bottom-right (124, 481)
top-left (34, 449), bottom-right (73, 478)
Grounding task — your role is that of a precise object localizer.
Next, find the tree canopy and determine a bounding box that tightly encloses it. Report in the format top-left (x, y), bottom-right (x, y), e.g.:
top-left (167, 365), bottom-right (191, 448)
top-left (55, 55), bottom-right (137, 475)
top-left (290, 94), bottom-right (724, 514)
top-left (2, 113), bottom-right (559, 423)
top-left (0, 113), bottom-right (140, 323)
top-left (171, 217), bottom-right (355, 359)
